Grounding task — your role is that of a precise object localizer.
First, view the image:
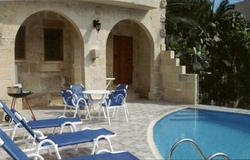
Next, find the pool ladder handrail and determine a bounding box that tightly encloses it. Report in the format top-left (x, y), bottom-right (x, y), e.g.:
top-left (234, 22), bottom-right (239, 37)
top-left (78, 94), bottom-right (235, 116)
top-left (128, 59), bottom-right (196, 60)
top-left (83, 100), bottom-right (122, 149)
top-left (168, 138), bottom-right (230, 160)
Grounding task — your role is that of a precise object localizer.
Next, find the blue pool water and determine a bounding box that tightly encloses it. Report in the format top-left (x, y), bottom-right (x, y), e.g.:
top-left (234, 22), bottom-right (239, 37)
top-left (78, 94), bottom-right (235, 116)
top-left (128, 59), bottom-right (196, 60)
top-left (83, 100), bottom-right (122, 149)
top-left (153, 108), bottom-right (250, 159)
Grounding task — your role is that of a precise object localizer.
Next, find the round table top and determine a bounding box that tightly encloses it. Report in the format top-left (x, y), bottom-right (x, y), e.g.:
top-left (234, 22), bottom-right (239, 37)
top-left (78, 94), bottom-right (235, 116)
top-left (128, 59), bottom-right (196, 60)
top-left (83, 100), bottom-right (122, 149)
top-left (106, 78), bottom-right (115, 80)
top-left (82, 90), bottom-right (110, 94)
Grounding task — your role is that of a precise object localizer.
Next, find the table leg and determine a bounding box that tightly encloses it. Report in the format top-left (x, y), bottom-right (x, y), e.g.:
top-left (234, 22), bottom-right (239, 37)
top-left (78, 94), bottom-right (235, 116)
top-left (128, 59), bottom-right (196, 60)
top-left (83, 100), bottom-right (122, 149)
top-left (100, 94), bottom-right (107, 119)
top-left (23, 97), bottom-right (36, 121)
top-left (106, 78), bottom-right (115, 89)
top-left (87, 94), bottom-right (107, 120)
top-left (10, 98), bottom-right (16, 109)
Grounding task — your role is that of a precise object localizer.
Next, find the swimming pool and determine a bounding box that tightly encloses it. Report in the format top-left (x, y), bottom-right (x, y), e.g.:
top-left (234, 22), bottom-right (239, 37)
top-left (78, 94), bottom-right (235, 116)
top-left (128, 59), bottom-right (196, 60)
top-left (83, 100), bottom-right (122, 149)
top-left (153, 108), bottom-right (250, 159)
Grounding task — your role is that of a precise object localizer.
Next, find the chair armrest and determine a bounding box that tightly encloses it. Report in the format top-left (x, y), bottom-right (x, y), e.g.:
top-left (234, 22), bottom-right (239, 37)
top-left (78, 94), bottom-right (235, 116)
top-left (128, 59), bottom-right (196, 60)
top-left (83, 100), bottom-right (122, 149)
top-left (27, 153), bottom-right (45, 160)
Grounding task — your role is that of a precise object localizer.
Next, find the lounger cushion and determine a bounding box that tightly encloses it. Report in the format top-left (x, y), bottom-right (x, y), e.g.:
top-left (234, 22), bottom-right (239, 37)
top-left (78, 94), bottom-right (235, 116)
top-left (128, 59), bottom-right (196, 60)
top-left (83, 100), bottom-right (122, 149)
top-left (27, 117), bottom-right (81, 129)
top-left (44, 128), bottom-right (115, 147)
top-left (10, 108), bottom-right (82, 129)
top-left (64, 151), bottom-right (139, 160)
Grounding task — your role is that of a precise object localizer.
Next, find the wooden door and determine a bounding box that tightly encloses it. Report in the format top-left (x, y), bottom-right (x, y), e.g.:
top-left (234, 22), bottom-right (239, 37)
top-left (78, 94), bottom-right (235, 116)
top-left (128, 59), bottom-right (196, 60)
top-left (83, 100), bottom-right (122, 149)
top-left (113, 35), bottom-right (133, 85)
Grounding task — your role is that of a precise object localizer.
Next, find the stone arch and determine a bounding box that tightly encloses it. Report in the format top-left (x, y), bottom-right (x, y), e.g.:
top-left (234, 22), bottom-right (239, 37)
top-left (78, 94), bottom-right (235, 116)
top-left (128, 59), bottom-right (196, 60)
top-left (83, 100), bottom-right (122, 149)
top-left (106, 19), bottom-right (154, 99)
top-left (15, 10), bottom-right (84, 106)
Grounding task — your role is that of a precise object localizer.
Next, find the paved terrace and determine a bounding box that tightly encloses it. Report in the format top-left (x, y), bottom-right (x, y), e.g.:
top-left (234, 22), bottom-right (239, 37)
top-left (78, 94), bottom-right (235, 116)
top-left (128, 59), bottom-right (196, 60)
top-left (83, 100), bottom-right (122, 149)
top-left (0, 100), bottom-right (195, 159)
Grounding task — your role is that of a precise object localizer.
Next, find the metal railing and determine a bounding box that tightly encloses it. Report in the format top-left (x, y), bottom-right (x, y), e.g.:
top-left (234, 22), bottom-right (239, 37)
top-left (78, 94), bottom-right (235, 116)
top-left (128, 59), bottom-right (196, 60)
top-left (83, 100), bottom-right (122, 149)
top-left (168, 138), bottom-right (230, 160)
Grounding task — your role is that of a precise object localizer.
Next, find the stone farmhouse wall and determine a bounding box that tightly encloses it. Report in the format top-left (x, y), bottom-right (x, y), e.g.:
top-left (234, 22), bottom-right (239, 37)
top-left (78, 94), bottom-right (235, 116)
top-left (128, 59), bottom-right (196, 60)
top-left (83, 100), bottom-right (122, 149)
top-left (235, 0), bottom-right (250, 21)
top-left (0, 0), bottom-right (197, 112)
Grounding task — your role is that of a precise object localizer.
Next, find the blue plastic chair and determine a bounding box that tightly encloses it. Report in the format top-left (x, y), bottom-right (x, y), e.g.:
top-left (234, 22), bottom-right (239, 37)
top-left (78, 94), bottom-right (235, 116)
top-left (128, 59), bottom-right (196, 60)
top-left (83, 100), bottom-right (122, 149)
top-left (99, 89), bottom-right (128, 125)
top-left (61, 89), bottom-right (80, 117)
top-left (62, 88), bottom-right (90, 120)
top-left (13, 110), bottom-right (116, 159)
top-left (0, 127), bottom-right (138, 160)
top-left (0, 100), bottom-right (82, 140)
top-left (70, 84), bottom-right (91, 120)
top-left (70, 84), bottom-right (87, 100)
top-left (114, 84), bottom-right (129, 115)
top-left (116, 84), bottom-right (128, 90)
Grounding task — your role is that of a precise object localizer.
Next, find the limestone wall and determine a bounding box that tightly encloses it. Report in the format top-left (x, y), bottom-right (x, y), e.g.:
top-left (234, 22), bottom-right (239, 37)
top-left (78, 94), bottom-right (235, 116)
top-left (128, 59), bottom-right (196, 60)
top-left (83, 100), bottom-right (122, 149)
top-left (235, 1), bottom-right (250, 21)
top-left (15, 11), bottom-right (75, 107)
top-left (0, 1), bottom-right (166, 108)
top-left (0, 0), bottom-right (199, 115)
top-left (80, 0), bottom-right (159, 10)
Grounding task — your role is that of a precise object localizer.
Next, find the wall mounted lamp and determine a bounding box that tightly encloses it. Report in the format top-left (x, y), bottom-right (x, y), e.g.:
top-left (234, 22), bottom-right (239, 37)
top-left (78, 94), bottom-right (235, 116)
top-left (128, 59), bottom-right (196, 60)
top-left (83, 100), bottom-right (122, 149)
top-left (93, 19), bottom-right (101, 32)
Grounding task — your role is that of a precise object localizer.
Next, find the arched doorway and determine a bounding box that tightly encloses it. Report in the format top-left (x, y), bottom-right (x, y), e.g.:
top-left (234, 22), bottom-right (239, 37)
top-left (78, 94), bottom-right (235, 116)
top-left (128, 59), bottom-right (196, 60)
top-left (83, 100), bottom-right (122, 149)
top-left (15, 11), bottom-right (84, 107)
top-left (106, 19), bottom-right (153, 99)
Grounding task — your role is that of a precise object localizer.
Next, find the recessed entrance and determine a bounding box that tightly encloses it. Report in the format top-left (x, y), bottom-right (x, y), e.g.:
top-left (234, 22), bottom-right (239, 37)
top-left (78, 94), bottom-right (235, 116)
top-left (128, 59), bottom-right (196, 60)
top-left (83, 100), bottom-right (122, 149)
top-left (113, 35), bottom-right (133, 85)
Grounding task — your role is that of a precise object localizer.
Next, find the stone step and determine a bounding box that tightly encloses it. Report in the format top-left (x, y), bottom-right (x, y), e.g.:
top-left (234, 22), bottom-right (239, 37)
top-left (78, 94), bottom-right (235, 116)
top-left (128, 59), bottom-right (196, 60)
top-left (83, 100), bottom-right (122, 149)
top-left (126, 89), bottom-right (139, 101)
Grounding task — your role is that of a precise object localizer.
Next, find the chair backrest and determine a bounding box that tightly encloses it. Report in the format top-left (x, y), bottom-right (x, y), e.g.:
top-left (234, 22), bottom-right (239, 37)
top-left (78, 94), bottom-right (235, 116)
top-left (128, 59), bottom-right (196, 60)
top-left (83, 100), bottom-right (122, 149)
top-left (13, 111), bottom-right (41, 143)
top-left (108, 89), bottom-right (127, 105)
top-left (0, 99), bottom-right (19, 124)
top-left (116, 84), bottom-right (128, 90)
top-left (70, 84), bottom-right (85, 99)
top-left (70, 84), bottom-right (89, 105)
top-left (61, 89), bottom-right (74, 106)
top-left (0, 128), bottom-right (30, 160)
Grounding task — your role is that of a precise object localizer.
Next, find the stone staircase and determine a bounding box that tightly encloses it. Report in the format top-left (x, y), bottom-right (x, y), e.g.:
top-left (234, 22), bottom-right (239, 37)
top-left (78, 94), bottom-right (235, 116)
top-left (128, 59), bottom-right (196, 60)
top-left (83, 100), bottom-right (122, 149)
top-left (160, 50), bottom-right (198, 104)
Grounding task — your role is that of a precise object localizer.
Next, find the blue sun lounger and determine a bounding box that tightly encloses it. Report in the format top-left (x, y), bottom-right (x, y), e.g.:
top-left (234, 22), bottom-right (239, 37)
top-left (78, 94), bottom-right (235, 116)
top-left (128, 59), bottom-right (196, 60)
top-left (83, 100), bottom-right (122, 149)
top-left (0, 100), bottom-right (82, 140)
top-left (0, 128), bottom-right (44, 160)
top-left (0, 128), bottom-right (138, 160)
top-left (64, 150), bottom-right (139, 160)
top-left (13, 111), bottom-right (116, 159)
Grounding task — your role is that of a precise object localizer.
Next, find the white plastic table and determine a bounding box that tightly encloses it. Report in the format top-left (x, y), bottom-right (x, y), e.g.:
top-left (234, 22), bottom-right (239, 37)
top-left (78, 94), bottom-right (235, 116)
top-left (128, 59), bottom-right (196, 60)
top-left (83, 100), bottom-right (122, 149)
top-left (82, 90), bottom-right (110, 119)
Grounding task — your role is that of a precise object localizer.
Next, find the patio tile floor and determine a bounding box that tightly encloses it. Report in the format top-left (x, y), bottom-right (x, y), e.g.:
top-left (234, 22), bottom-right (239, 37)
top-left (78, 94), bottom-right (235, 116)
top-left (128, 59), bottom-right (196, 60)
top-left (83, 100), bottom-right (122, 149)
top-left (0, 99), bottom-right (191, 159)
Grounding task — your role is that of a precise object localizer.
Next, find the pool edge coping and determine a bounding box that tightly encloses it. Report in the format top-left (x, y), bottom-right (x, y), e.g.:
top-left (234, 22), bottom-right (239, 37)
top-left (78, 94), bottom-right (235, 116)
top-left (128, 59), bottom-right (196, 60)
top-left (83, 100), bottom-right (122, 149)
top-left (147, 107), bottom-right (188, 159)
